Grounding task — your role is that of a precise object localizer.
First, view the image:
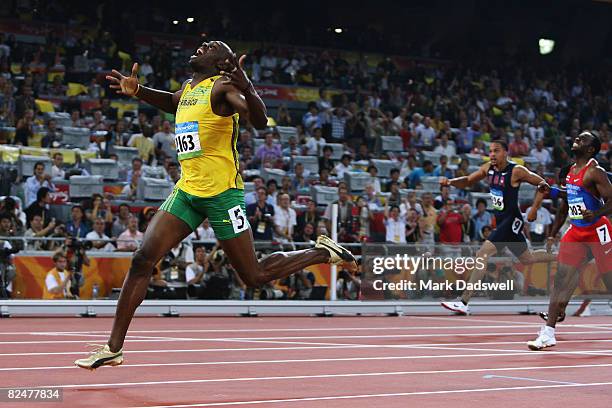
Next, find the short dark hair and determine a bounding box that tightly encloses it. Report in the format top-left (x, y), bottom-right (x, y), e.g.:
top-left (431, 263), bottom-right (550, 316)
top-left (132, 157), bottom-right (143, 164)
top-left (423, 160), bottom-right (433, 167)
top-left (266, 179), bottom-right (278, 187)
top-left (53, 251), bottom-right (67, 262)
top-left (390, 168), bottom-right (400, 175)
top-left (367, 165), bottom-right (378, 173)
top-left (119, 203), bottom-right (131, 210)
top-left (476, 198), bottom-right (487, 207)
top-left (583, 131), bottom-right (601, 158)
top-left (491, 139), bottom-right (508, 151)
top-left (34, 161), bottom-right (45, 169)
top-left (37, 187), bottom-right (50, 202)
top-left (0, 213), bottom-right (11, 222)
top-left (323, 145), bottom-right (333, 153)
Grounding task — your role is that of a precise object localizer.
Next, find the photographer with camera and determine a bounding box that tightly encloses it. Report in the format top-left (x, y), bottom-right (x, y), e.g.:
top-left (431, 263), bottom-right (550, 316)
top-left (281, 269), bottom-right (315, 300)
top-left (42, 251), bottom-right (74, 299)
top-left (62, 236), bottom-right (91, 298)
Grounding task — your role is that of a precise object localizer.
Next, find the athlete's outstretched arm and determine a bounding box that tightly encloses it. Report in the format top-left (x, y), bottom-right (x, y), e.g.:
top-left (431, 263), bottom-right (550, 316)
top-left (513, 165), bottom-right (549, 188)
top-left (583, 166), bottom-right (612, 222)
top-left (440, 162), bottom-right (490, 189)
top-left (106, 63), bottom-right (186, 113)
top-left (220, 55), bottom-right (268, 129)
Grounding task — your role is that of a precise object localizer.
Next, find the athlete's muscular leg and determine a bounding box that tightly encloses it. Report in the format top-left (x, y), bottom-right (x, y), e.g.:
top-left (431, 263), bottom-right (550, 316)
top-left (460, 240), bottom-right (498, 304)
top-left (108, 211), bottom-right (192, 352)
top-left (221, 228), bottom-right (330, 287)
top-left (546, 263), bottom-right (580, 328)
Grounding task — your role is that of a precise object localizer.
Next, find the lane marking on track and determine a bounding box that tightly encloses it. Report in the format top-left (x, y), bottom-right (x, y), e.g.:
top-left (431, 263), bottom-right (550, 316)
top-left (3, 353), bottom-right (612, 372)
top-left (483, 374), bottom-right (580, 385)
top-left (124, 382), bottom-right (612, 408)
top-left (4, 339), bottom-right (612, 357)
top-left (2, 330), bottom-right (612, 344)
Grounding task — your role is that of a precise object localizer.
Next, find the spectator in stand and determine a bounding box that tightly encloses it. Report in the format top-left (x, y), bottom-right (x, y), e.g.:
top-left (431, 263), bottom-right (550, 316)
top-left (255, 131), bottom-right (282, 165)
top-left (274, 193), bottom-right (297, 243)
top-left (152, 120), bottom-right (176, 162)
top-left (296, 199), bottom-right (320, 237)
top-left (24, 214), bottom-right (55, 250)
top-left (418, 192), bottom-right (437, 249)
top-left (244, 176), bottom-right (272, 206)
top-left (116, 215), bottom-right (143, 251)
top-left (41, 119), bottom-right (62, 147)
top-left (185, 246), bottom-right (209, 285)
top-left (407, 160), bottom-right (434, 189)
top-left (366, 165), bottom-right (382, 193)
top-left (415, 116), bottom-right (436, 149)
top-left (193, 218), bottom-right (216, 241)
top-left (302, 102), bottom-right (320, 135)
top-left (65, 205), bottom-right (90, 238)
top-left (25, 161), bottom-right (56, 207)
top-left (461, 204), bottom-right (476, 243)
top-left (70, 109), bottom-right (84, 127)
top-left (524, 204), bottom-right (552, 243)
top-left (400, 190), bottom-right (423, 217)
top-left (362, 183), bottom-right (382, 209)
top-left (85, 216), bottom-right (115, 252)
top-left (530, 139), bottom-right (552, 167)
top-left (14, 108), bottom-right (34, 145)
top-left (276, 104), bottom-right (293, 126)
top-left (323, 185), bottom-right (356, 242)
top-left (329, 106), bottom-right (352, 142)
top-left (509, 130), bottom-right (530, 157)
top-left (128, 126), bottom-right (155, 164)
top-left (318, 145), bottom-right (335, 173)
top-left (111, 203), bottom-right (131, 238)
top-left (433, 132), bottom-right (456, 157)
top-left (385, 168), bottom-right (402, 192)
top-left (282, 136), bottom-right (302, 157)
top-left (126, 157), bottom-right (143, 183)
top-left (166, 161), bottom-right (181, 185)
top-left (246, 186), bottom-right (275, 241)
top-left (305, 126), bottom-right (326, 155)
top-left (434, 185), bottom-right (457, 210)
top-left (405, 208), bottom-right (420, 243)
top-left (472, 198), bottom-right (493, 238)
top-left (113, 120), bottom-right (132, 146)
top-left (437, 198), bottom-right (463, 250)
top-left (50, 152), bottom-right (65, 179)
top-left (266, 179), bottom-right (278, 204)
top-left (384, 202), bottom-right (407, 244)
top-left (433, 155), bottom-right (453, 179)
top-left (334, 154), bottom-right (353, 178)
top-left (0, 197), bottom-right (25, 237)
top-left (25, 187), bottom-right (52, 228)
top-left (88, 110), bottom-right (108, 131)
top-left (122, 170), bottom-right (141, 201)
top-left (455, 158), bottom-right (470, 178)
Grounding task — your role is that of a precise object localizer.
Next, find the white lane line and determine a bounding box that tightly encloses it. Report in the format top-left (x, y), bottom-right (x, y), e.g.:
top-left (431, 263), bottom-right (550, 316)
top-left (125, 382), bottom-right (612, 408)
top-left (21, 365), bottom-right (612, 390)
top-left (483, 374), bottom-right (580, 385)
top-left (0, 325), bottom-right (566, 336)
top-left (3, 352), bottom-right (612, 372)
top-left (411, 316), bottom-right (544, 326)
top-left (4, 339), bottom-right (612, 357)
top-left (3, 330), bottom-right (612, 344)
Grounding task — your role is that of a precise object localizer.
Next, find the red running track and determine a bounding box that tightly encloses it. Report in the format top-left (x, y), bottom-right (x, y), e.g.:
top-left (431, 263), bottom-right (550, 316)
top-left (1, 314), bottom-right (612, 407)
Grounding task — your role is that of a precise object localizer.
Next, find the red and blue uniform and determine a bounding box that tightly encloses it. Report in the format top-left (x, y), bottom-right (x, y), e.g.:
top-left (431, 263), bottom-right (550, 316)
top-left (558, 158), bottom-right (612, 272)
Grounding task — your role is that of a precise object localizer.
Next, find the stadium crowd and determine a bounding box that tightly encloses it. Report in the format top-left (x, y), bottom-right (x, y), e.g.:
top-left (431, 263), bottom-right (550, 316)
top-left (0, 11), bottom-right (611, 300)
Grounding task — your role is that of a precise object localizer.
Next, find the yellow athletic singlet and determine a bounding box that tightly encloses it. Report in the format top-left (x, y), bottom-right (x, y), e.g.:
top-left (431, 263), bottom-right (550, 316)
top-left (174, 75), bottom-right (243, 197)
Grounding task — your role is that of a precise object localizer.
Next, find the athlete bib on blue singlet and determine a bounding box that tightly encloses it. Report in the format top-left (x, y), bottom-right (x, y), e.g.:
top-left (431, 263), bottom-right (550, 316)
top-left (490, 188), bottom-right (504, 211)
top-left (568, 197), bottom-right (587, 220)
top-left (175, 121), bottom-right (203, 160)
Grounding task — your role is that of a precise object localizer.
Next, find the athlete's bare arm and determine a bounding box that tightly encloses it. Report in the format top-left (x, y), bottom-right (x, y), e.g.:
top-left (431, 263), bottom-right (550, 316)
top-left (106, 63), bottom-right (188, 113)
top-left (440, 162), bottom-right (490, 189)
top-left (582, 165), bottom-right (612, 222)
top-left (213, 55), bottom-right (267, 128)
top-left (512, 165), bottom-right (548, 188)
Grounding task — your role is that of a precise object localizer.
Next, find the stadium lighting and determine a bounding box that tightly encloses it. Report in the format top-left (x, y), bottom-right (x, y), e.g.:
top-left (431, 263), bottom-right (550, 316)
top-left (334, 28), bottom-right (343, 34)
top-left (186, 17), bottom-right (195, 23)
top-left (172, 20), bottom-right (179, 25)
top-left (539, 38), bottom-right (555, 55)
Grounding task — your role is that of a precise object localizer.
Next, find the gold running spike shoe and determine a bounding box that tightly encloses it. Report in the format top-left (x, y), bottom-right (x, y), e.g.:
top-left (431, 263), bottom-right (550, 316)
top-left (74, 344), bottom-right (123, 370)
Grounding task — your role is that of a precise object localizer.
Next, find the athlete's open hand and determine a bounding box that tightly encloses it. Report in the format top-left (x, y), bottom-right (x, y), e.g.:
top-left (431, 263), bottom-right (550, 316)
top-left (220, 54), bottom-right (252, 93)
top-left (582, 209), bottom-right (596, 223)
top-left (106, 63), bottom-right (140, 96)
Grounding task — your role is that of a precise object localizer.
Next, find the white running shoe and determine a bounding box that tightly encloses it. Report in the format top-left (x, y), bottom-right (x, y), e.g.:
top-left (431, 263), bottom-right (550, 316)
top-left (441, 300), bottom-right (470, 315)
top-left (527, 326), bottom-right (556, 351)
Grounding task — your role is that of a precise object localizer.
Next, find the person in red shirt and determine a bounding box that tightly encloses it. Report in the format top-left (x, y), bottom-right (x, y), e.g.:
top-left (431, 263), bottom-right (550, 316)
top-left (508, 130), bottom-right (530, 157)
top-left (437, 198), bottom-right (463, 243)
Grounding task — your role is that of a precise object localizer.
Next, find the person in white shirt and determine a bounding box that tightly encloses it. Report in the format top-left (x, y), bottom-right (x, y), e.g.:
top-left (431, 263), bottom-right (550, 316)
top-left (416, 117), bottom-right (436, 148)
top-left (400, 191), bottom-right (423, 218)
top-left (433, 133), bottom-right (456, 157)
top-left (85, 217), bottom-right (115, 252)
top-left (334, 154), bottom-right (353, 178)
top-left (185, 246), bottom-right (209, 285)
top-left (524, 205), bottom-right (552, 243)
top-left (528, 119), bottom-right (545, 143)
top-left (304, 127), bottom-right (326, 155)
top-left (194, 218), bottom-right (216, 241)
top-left (116, 216), bottom-right (143, 251)
top-left (529, 139), bottom-right (552, 167)
top-left (51, 152), bottom-right (65, 179)
top-left (384, 203), bottom-right (407, 244)
top-left (152, 120), bottom-right (176, 161)
top-left (274, 193), bottom-right (297, 242)
top-left (25, 161), bottom-right (56, 207)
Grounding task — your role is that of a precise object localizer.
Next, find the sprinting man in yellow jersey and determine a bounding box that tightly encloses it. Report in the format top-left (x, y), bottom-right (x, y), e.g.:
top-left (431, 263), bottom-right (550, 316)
top-left (75, 40), bottom-right (357, 370)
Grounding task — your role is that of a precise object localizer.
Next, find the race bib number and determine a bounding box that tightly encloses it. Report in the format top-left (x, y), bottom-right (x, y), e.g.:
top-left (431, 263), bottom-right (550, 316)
top-left (512, 217), bottom-right (523, 234)
top-left (175, 121), bottom-right (202, 160)
top-left (596, 224), bottom-right (611, 245)
top-left (491, 189), bottom-right (504, 211)
top-left (568, 197), bottom-right (586, 220)
top-left (228, 205), bottom-right (249, 234)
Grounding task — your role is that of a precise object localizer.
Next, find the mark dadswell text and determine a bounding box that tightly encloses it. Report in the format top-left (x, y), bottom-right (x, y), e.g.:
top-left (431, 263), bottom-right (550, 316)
top-left (372, 279), bottom-right (514, 292)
